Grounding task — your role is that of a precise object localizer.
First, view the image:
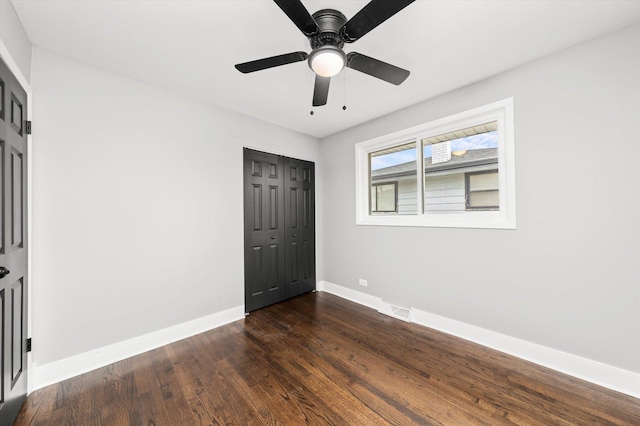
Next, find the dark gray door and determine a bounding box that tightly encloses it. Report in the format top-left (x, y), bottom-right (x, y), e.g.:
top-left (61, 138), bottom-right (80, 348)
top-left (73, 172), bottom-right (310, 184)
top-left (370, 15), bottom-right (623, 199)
top-left (243, 149), bottom-right (315, 312)
top-left (284, 157), bottom-right (315, 298)
top-left (244, 149), bottom-right (286, 312)
top-left (0, 57), bottom-right (29, 426)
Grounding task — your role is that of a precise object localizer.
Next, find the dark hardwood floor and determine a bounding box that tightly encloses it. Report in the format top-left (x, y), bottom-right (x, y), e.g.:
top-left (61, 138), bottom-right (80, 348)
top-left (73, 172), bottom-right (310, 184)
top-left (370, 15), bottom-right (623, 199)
top-left (14, 292), bottom-right (640, 425)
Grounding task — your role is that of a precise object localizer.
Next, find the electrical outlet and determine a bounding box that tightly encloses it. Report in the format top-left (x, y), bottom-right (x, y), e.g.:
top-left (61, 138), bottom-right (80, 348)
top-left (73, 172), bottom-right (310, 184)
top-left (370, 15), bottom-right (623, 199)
top-left (359, 278), bottom-right (368, 287)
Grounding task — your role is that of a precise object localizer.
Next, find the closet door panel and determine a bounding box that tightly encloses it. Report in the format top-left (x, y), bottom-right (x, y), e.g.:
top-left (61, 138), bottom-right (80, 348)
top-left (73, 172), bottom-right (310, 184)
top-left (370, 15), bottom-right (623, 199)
top-left (243, 149), bottom-right (285, 312)
top-left (284, 157), bottom-right (315, 298)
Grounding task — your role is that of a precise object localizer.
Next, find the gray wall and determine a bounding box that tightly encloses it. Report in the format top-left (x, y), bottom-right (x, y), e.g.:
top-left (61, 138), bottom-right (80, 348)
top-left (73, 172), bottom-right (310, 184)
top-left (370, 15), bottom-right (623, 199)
top-left (30, 47), bottom-right (320, 366)
top-left (0, 0), bottom-right (32, 82)
top-left (318, 24), bottom-right (640, 373)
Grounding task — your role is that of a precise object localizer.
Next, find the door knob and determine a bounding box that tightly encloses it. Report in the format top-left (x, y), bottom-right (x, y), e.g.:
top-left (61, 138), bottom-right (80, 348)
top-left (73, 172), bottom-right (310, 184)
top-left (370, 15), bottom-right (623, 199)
top-left (271, 235), bottom-right (276, 239)
top-left (293, 233), bottom-right (297, 237)
top-left (0, 267), bottom-right (10, 279)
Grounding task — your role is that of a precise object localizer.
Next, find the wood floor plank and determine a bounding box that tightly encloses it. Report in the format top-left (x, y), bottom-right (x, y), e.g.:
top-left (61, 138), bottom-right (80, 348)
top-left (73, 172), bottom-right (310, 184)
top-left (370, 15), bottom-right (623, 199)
top-left (286, 296), bottom-right (545, 424)
top-left (12, 385), bottom-right (56, 425)
top-left (227, 322), bottom-right (350, 425)
top-left (268, 302), bottom-right (513, 425)
top-left (297, 293), bottom-right (613, 425)
top-left (14, 292), bottom-right (640, 425)
top-left (237, 316), bottom-right (387, 425)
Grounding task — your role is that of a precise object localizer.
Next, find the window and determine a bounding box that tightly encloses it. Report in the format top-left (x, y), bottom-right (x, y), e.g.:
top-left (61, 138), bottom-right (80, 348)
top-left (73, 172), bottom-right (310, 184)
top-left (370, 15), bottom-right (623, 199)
top-left (371, 182), bottom-right (398, 213)
top-left (369, 142), bottom-right (416, 215)
top-left (423, 122), bottom-right (499, 214)
top-left (355, 98), bottom-right (516, 229)
top-left (466, 170), bottom-right (499, 210)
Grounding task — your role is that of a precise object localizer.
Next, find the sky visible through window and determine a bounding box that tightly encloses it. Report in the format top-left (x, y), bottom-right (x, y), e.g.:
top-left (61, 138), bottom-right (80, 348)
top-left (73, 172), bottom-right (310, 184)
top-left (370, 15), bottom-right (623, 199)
top-left (371, 131), bottom-right (498, 171)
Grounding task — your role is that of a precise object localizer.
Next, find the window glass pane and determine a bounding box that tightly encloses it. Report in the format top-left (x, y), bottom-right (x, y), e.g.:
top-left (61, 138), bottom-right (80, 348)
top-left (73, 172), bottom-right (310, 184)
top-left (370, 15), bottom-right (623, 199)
top-left (423, 123), bottom-right (498, 214)
top-left (467, 170), bottom-right (499, 210)
top-left (469, 171), bottom-right (498, 191)
top-left (469, 190), bottom-right (499, 208)
top-left (372, 183), bottom-right (396, 212)
top-left (370, 142), bottom-right (417, 215)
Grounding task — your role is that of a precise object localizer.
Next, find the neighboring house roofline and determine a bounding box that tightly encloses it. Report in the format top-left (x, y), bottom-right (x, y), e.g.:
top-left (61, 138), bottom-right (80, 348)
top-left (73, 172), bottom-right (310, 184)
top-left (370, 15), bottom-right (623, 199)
top-left (371, 148), bottom-right (498, 180)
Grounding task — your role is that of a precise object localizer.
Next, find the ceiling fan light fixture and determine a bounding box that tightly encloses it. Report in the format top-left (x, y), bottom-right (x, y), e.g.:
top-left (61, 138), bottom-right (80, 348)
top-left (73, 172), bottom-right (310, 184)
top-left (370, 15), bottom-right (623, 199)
top-left (308, 45), bottom-right (346, 77)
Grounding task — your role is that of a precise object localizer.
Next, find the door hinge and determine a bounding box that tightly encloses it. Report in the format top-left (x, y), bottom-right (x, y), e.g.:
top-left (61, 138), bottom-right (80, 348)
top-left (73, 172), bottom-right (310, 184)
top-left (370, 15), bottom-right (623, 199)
top-left (27, 338), bottom-right (32, 352)
top-left (26, 121), bottom-right (32, 135)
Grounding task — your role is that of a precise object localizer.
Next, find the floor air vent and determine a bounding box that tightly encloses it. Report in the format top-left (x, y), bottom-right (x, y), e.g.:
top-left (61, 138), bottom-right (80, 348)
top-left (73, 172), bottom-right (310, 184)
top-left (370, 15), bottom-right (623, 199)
top-left (378, 301), bottom-right (411, 322)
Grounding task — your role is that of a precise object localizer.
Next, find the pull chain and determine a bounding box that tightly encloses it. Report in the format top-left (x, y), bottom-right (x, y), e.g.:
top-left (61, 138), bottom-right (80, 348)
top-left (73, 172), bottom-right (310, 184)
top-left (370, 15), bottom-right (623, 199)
top-left (342, 73), bottom-right (347, 111)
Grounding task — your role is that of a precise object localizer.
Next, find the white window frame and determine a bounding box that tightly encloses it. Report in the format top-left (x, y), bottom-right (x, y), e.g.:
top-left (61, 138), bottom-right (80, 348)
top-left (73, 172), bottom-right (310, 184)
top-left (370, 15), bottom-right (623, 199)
top-left (355, 98), bottom-right (516, 229)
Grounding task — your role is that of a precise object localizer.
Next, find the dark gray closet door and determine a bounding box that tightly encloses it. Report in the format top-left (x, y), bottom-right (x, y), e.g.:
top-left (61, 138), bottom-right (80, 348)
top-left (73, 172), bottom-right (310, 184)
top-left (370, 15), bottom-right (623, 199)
top-left (243, 149), bottom-right (286, 312)
top-left (284, 157), bottom-right (315, 299)
top-left (243, 149), bottom-right (315, 312)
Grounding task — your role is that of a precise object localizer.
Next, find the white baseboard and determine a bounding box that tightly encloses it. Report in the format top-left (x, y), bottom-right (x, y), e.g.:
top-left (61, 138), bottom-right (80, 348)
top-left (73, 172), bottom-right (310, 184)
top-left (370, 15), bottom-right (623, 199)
top-left (317, 280), bottom-right (381, 310)
top-left (410, 308), bottom-right (640, 399)
top-left (33, 305), bottom-right (245, 390)
top-left (318, 281), bottom-right (640, 399)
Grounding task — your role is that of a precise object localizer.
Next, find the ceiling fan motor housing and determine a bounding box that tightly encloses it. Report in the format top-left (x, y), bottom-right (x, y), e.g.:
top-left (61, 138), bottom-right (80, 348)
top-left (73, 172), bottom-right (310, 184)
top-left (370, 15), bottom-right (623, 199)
top-left (310, 9), bottom-right (347, 49)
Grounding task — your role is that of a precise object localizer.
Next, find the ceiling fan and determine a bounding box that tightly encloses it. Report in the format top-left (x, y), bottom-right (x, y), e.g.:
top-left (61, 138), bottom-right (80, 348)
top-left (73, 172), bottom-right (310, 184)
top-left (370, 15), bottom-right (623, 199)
top-left (235, 0), bottom-right (415, 107)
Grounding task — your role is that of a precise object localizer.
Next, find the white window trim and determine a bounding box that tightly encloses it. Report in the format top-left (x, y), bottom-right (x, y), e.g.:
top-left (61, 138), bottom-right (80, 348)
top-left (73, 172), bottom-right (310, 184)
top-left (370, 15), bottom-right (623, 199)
top-left (355, 98), bottom-right (516, 229)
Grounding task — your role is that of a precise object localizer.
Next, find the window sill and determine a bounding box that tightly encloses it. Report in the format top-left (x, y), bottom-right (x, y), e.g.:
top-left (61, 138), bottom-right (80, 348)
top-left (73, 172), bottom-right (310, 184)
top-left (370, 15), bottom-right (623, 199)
top-left (356, 211), bottom-right (516, 230)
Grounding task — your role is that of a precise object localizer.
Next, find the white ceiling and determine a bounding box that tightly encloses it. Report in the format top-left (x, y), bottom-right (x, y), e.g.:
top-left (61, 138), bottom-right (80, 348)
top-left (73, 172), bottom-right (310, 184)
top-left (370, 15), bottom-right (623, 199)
top-left (11, 0), bottom-right (640, 138)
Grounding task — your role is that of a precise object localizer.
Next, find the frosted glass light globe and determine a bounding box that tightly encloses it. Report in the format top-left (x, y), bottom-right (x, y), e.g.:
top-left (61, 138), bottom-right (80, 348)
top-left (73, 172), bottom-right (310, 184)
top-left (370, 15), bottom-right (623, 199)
top-left (309, 46), bottom-right (346, 77)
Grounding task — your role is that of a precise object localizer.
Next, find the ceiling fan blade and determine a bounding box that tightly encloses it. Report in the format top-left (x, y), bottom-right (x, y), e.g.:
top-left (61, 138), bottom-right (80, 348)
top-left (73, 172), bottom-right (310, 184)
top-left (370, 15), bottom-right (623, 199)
top-left (235, 52), bottom-right (308, 73)
top-left (312, 75), bottom-right (331, 107)
top-left (341, 0), bottom-right (415, 42)
top-left (346, 52), bottom-right (410, 85)
top-left (273, 0), bottom-right (320, 37)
